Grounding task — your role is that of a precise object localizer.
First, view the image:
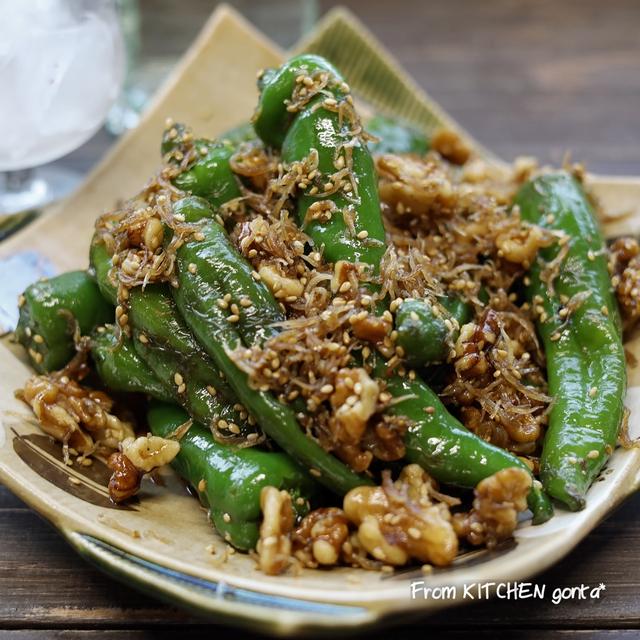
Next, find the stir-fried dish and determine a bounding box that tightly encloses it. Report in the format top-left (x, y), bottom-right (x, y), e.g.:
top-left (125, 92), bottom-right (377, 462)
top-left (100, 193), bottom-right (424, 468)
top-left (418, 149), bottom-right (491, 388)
top-left (14, 55), bottom-right (637, 575)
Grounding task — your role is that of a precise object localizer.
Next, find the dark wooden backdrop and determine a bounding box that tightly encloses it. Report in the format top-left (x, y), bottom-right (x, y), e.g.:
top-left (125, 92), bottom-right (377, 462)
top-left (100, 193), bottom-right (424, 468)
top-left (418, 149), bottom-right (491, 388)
top-left (2, 1), bottom-right (640, 638)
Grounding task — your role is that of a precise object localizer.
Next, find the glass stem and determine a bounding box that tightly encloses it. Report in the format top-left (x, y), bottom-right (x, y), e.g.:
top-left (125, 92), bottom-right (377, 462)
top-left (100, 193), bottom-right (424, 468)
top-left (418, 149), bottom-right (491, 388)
top-left (2, 169), bottom-right (34, 194)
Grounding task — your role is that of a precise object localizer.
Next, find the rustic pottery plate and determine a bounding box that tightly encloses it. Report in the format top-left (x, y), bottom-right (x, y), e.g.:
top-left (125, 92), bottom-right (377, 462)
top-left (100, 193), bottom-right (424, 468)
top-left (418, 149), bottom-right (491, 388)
top-left (1, 5), bottom-right (640, 635)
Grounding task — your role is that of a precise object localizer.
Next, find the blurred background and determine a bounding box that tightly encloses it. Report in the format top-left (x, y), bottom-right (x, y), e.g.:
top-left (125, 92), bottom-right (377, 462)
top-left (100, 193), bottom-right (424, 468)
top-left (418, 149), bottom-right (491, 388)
top-left (2, 0), bottom-right (637, 226)
top-left (69, 0), bottom-right (640, 179)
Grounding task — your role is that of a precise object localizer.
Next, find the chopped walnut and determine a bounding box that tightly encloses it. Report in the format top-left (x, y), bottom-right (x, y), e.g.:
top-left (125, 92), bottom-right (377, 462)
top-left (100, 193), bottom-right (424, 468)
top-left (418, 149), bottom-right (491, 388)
top-left (258, 264), bottom-right (304, 300)
top-left (330, 368), bottom-right (379, 443)
top-left (445, 306), bottom-right (549, 453)
top-left (121, 435), bottom-right (180, 473)
top-left (108, 452), bottom-right (142, 503)
top-left (377, 153), bottom-right (457, 217)
top-left (495, 223), bottom-right (552, 268)
top-left (341, 531), bottom-right (383, 570)
top-left (609, 237), bottom-right (640, 328)
top-left (257, 486), bottom-right (294, 575)
top-left (106, 435), bottom-right (180, 503)
top-left (343, 464), bottom-right (459, 567)
top-left (350, 313), bottom-right (391, 344)
top-left (453, 467), bottom-right (531, 548)
top-left (293, 507), bottom-right (350, 567)
top-left (17, 369), bottom-right (134, 459)
top-left (327, 368), bottom-right (407, 472)
top-left (431, 128), bottom-right (472, 166)
top-left (331, 260), bottom-right (358, 294)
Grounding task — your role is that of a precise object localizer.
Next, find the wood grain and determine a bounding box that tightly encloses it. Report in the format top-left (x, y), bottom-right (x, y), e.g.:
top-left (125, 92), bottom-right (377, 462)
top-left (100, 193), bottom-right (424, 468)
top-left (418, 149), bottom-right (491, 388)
top-left (317, 0), bottom-right (640, 175)
top-left (1, 632), bottom-right (640, 640)
top-left (2, 0), bottom-right (640, 636)
top-left (1, 487), bottom-right (639, 633)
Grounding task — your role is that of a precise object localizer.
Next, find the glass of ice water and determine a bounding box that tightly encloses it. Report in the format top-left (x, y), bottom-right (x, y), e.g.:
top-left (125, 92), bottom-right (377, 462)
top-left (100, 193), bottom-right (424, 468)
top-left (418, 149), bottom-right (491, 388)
top-left (0, 0), bottom-right (125, 216)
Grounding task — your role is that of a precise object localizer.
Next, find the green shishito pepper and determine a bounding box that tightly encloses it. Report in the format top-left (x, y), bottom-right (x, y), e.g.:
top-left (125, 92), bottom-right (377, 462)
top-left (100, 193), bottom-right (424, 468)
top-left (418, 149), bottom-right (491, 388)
top-left (373, 356), bottom-right (553, 524)
top-left (255, 55), bottom-right (458, 363)
top-left (172, 214), bottom-right (372, 495)
top-left (174, 196), bottom-right (285, 346)
top-left (515, 173), bottom-right (627, 511)
top-left (90, 325), bottom-right (169, 400)
top-left (161, 123), bottom-right (242, 210)
top-left (90, 196), bottom-right (366, 492)
top-left (366, 114), bottom-right (429, 156)
top-left (169, 198), bottom-right (554, 521)
top-left (252, 55), bottom-right (552, 522)
top-left (148, 402), bottom-right (316, 550)
top-left (90, 238), bottom-right (253, 439)
top-left (254, 54), bottom-right (386, 268)
top-left (395, 297), bottom-right (473, 367)
top-left (16, 271), bottom-right (113, 373)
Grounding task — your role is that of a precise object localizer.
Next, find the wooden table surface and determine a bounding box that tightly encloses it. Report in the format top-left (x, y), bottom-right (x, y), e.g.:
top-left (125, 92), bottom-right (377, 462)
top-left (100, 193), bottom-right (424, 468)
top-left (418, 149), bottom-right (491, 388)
top-left (2, 1), bottom-right (640, 638)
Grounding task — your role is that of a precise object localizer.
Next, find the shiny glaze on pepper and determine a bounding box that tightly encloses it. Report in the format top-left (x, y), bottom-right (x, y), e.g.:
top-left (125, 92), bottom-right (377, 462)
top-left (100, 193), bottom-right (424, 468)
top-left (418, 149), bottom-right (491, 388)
top-left (16, 271), bottom-right (113, 373)
top-left (255, 54), bottom-right (386, 268)
top-left (148, 402), bottom-right (316, 550)
top-left (172, 215), bottom-right (373, 495)
top-left (516, 172), bottom-right (626, 510)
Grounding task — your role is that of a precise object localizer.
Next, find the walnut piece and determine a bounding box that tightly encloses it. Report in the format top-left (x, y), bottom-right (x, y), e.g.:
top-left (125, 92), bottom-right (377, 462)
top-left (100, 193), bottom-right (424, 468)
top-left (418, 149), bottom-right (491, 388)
top-left (453, 467), bottom-right (531, 548)
top-left (431, 128), bottom-right (472, 166)
top-left (106, 435), bottom-right (180, 503)
top-left (343, 464), bottom-right (459, 567)
top-left (121, 435), bottom-right (180, 473)
top-left (376, 153), bottom-right (457, 217)
top-left (17, 371), bottom-right (134, 457)
top-left (495, 223), bottom-right (552, 268)
top-left (293, 507), bottom-right (350, 568)
top-left (331, 260), bottom-right (358, 294)
top-left (258, 264), bottom-right (304, 300)
top-left (330, 368), bottom-right (380, 443)
top-left (257, 486), bottom-right (294, 575)
top-left (108, 452), bottom-right (142, 503)
top-left (609, 237), bottom-right (640, 328)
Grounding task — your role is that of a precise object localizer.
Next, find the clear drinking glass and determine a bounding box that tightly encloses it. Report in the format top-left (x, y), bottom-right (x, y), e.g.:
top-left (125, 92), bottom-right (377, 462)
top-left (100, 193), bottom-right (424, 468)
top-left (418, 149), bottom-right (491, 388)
top-left (0, 0), bottom-right (125, 216)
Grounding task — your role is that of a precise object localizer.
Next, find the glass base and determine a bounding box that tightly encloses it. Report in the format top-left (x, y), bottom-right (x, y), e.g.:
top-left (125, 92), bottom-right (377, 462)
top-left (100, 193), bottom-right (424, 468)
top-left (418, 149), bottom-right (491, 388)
top-left (0, 166), bottom-right (81, 216)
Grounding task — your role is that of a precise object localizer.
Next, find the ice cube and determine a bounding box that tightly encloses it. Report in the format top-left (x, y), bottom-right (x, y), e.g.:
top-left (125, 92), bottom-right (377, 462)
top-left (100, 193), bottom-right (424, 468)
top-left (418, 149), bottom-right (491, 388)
top-left (0, 0), bottom-right (124, 170)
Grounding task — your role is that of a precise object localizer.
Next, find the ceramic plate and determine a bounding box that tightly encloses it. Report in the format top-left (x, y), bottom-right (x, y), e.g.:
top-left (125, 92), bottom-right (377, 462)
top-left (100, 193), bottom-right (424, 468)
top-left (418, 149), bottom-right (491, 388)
top-left (1, 6), bottom-right (640, 634)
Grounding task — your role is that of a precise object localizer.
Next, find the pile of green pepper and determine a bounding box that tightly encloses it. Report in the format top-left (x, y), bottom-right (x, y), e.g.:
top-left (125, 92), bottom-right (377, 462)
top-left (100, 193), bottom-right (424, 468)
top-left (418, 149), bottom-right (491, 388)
top-left (15, 53), bottom-right (631, 556)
